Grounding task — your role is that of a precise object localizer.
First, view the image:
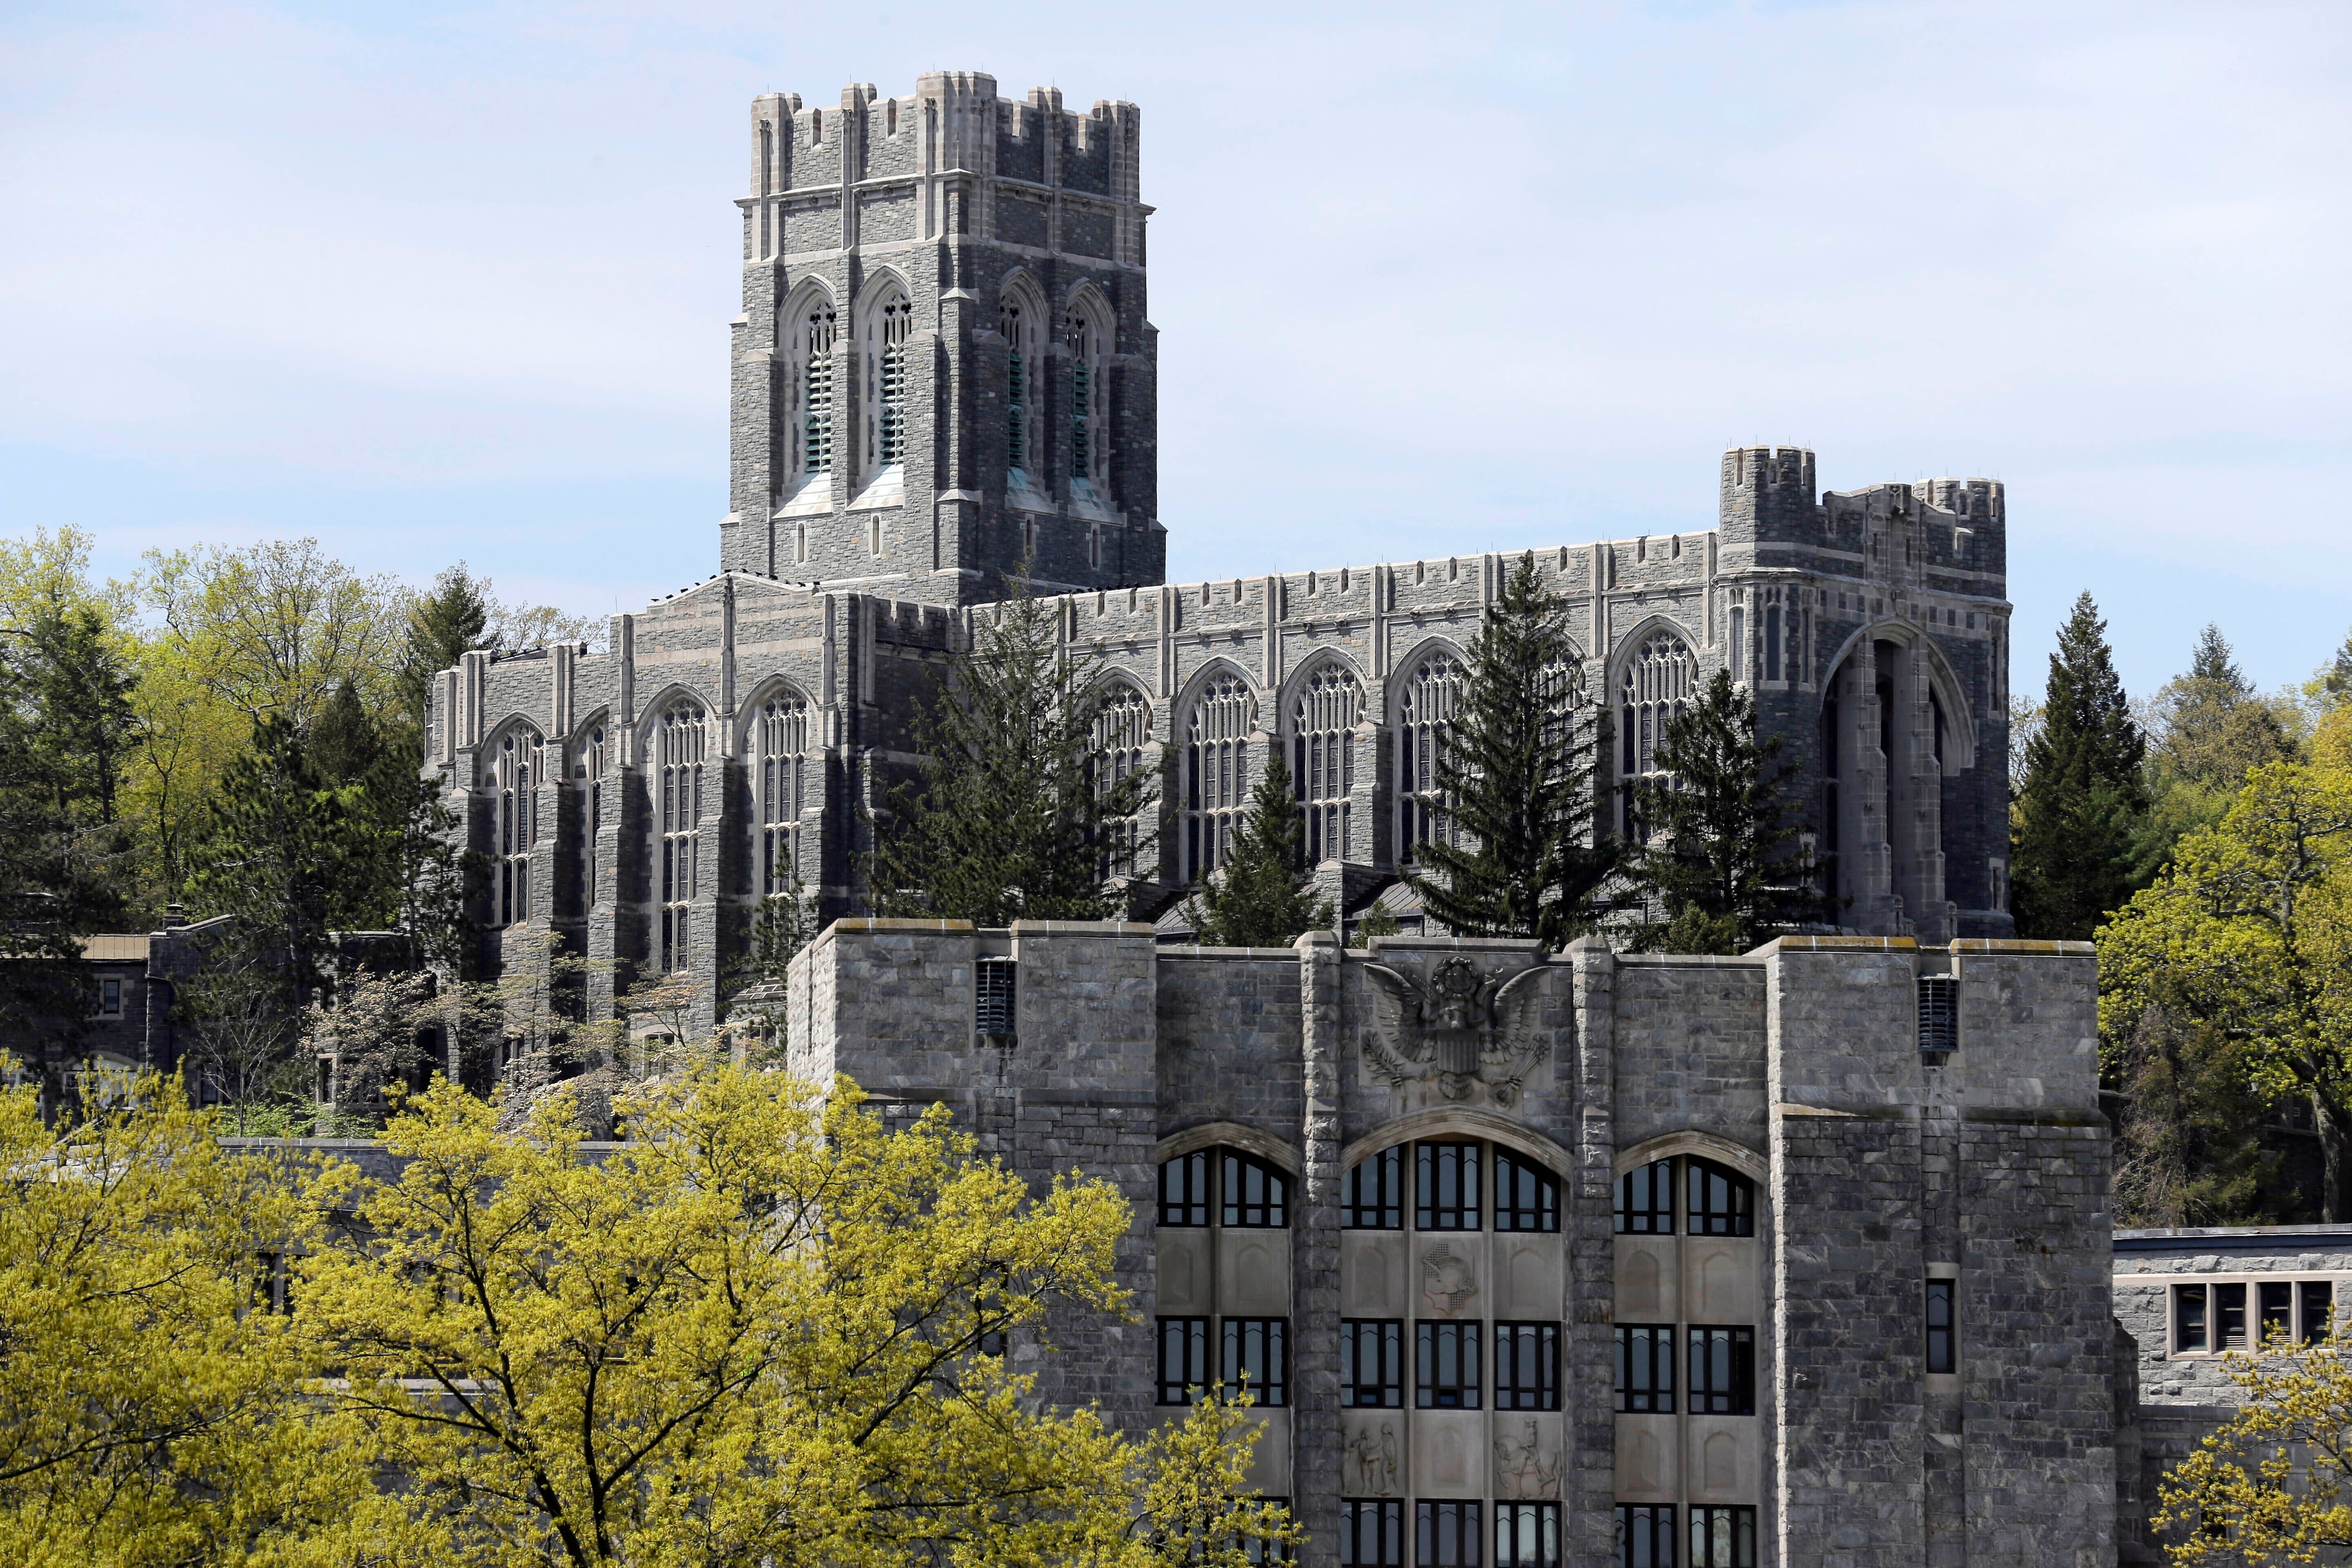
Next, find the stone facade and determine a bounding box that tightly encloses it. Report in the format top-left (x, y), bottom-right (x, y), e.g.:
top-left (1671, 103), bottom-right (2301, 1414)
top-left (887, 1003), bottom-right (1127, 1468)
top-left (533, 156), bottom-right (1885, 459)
top-left (784, 924), bottom-right (2114, 1567)
top-left (426, 74), bottom-right (2019, 1035)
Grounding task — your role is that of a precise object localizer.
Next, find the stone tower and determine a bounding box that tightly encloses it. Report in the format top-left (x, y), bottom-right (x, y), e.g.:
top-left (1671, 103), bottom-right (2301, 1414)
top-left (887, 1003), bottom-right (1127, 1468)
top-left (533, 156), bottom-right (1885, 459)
top-left (723, 73), bottom-right (1165, 605)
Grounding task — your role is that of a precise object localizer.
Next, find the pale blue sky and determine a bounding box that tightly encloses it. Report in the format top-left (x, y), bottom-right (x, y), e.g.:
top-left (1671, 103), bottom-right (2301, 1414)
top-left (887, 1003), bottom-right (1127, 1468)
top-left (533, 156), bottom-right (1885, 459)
top-left (2, 1), bottom-right (2345, 700)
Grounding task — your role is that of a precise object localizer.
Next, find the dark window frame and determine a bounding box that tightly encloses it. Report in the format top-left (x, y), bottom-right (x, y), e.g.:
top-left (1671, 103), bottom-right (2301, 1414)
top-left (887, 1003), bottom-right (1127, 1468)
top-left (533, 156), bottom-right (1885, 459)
top-left (1494, 1148), bottom-right (1559, 1233)
top-left (1493, 1502), bottom-right (1559, 1568)
top-left (1344, 1146), bottom-right (1405, 1230)
top-left (1417, 1142), bottom-right (1483, 1231)
top-left (2260, 1280), bottom-right (2293, 1348)
top-left (1687, 1325), bottom-right (1756, 1416)
top-left (1416, 1319), bottom-right (1483, 1410)
top-left (1494, 1321), bottom-right (1560, 1411)
top-left (1343, 1499), bottom-right (1406, 1568)
top-left (1223, 1150), bottom-right (1291, 1228)
top-left (1615, 1158), bottom-right (1675, 1234)
top-left (2304, 1280), bottom-right (2335, 1346)
top-left (1343, 1318), bottom-right (1405, 1409)
top-left (1925, 1279), bottom-right (1956, 1375)
top-left (2217, 1281), bottom-right (2249, 1350)
top-left (2174, 1283), bottom-right (2208, 1353)
top-left (1416, 1500), bottom-right (1482, 1568)
top-left (1685, 1158), bottom-right (1755, 1237)
top-left (1157, 1315), bottom-right (1209, 1405)
top-left (1615, 1323), bottom-right (1675, 1414)
top-left (1687, 1504), bottom-right (1756, 1568)
top-left (1159, 1151), bottom-right (1210, 1228)
top-left (1222, 1316), bottom-right (1288, 1407)
top-left (1614, 1504), bottom-right (1675, 1568)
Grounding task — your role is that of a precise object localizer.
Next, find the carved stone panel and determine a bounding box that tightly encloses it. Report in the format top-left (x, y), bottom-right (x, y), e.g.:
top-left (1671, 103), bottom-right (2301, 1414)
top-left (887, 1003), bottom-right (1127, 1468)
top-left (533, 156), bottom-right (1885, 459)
top-left (1342, 1414), bottom-right (1404, 1496)
top-left (1419, 1239), bottom-right (1480, 1319)
top-left (1491, 1415), bottom-right (1565, 1500)
top-left (1342, 1230), bottom-right (1406, 1316)
top-left (1412, 1412), bottom-right (1481, 1496)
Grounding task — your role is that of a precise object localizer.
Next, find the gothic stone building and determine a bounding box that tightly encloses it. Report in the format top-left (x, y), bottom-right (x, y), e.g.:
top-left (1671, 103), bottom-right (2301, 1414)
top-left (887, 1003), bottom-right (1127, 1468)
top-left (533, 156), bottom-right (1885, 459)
top-left (424, 73), bottom-right (2127, 1565)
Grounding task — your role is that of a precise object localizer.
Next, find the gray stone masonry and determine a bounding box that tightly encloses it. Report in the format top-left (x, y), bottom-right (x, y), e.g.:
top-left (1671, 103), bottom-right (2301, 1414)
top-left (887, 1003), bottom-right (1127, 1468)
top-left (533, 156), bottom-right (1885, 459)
top-left (425, 74), bottom-right (2018, 1040)
top-left (785, 920), bottom-right (2112, 1566)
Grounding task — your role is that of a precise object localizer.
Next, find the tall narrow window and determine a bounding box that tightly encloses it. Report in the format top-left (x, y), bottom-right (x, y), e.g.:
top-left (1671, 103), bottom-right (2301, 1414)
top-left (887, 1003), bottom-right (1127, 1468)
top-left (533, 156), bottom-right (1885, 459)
top-left (1820, 694), bottom-right (1840, 858)
top-left (1615, 1325), bottom-right (1674, 1413)
top-left (1159, 1151), bottom-right (1210, 1227)
top-left (1614, 1505), bottom-right (1674, 1568)
top-left (1686, 1326), bottom-right (1755, 1414)
top-left (756, 692), bottom-right (810, 896)
top-left (2261, 1281), bottom-right (2293, 1347)
top-left (795, 301), bottom-right (836, 485)
top-left (1292, 662), bottom-right (1362, 865)
top-left (1416, 1502), bottom-right (1480, 1568)
top-left (1092, 682), bottom-right (1150, 880)
top-left (1926, 1280), bottom-right (1956, 1373)
top-left (1067, 303), bottom-right (1109, 493)
top-left (1223, 1317), bottom-right (1287, 1406)
top-left (1763, 602), bottom-right (1782, 682)
top-left (1494, 1505), bottom-right (1559, 1568)
top-left (1685, 1158), bottom-right (1755, 1237)
top-left (1398, 653), bottom-right (1462, 860)
top-left (1157, 1317), bottom-right (1209, 1404)
top-left (1494, 1150), bottom-right (1559, 1232)
top-left (1417, 1142), bottom-right (1481, 1231)
top-left (1415, 1321), bottom-right (1480, 1408)
top-left (1343, 1319), bottom-right (1404, 1407)
top-left (1615, 1159), bottom-right (1675, 1234)
top-left (2217, 1282), bottom-right (2249, 1350)
top-left (1343, 1501), bottom-right (1405, 1568)
top-left (866, 292), bottom-right (911, 470)
top-left (2174, 1283), bottom-right (2208, 1353)
top-left (1184, 674), bottom-right (1256, 884)
top-left (975, 956), bottom-right (1017, 1041)
top-left (1493, 1322), bottom-right (1559, 1410)
top-left (657, 701), bottom-right (706, 973)
top-left (580, 727), bottom-right (605, 908)
top-left (1918, 974), bottom-right (1959, 1053)
top-left (2305, 1281), bottom-right (2335, 1345)
top-left (1619, 630), bottom-right (1696, 838)
top-left (1343, 1146), bottom-right (1404, 1229)
top-left (1688, 1507), bottom-right (1755, 1568)
top-left (1002, 297), bottom-right (1037, 485)
top-left (493, 730), bottom-right (543, 928)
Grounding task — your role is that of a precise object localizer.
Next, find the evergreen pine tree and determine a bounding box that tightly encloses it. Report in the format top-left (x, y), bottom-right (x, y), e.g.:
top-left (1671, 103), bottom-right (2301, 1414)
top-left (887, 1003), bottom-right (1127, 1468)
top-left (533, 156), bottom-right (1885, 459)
top-left (2011, 592), bottom-right (2148, 939)
top-left (1407, 557), bottom-right (1619, 947)
top-left (398, 564), bottom-right (492, 730)
top-left (1625, 668), bottom-right (1828, 954)
top-left (2154, 623), bottom-right (2293, 790)
top-left (867, 580), bottom-right (1155, 926)
top-left (309, 678), bottom-right (380, 787)
top-left (1184, 752), bottom-right (1334, 947)
top-left (185, 714), bottom-right (345, 999)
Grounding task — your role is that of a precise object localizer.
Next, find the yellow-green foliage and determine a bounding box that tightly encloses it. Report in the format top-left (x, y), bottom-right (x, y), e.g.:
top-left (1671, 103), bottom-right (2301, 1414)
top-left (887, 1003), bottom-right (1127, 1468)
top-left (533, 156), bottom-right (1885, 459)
top-left (290, 1066), bottom-right (1288, 1568)
top-left (2157, 1330), bottom-right (2352, 1562)
top-left (0, 1061), bottom-right (372, 1567)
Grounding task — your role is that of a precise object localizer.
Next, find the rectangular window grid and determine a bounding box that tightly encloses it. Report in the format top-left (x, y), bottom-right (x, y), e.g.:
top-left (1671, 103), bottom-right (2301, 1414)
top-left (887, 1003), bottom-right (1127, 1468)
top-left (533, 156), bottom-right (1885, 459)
top-left (1223, 1317), bottom-right (1288, 1407)
top-left (1224, 1152), bottom-right (1290, 1228)
top-left (1925, 1280), bottom-right (1956, 1375)
top-left (1493, 1503), bottom-right (1558, 1568)
top-left (1687, 1505), bottom-right (1755, 1568)
top-left (1160, 1153), bottom-right (1210, 1228)
top-left (1157, 1316), bottom-right (1208, 1405)
top-left (1616, 1325), bottom-right (1675, 1414)
top-left (1343, 1319), bottom-right (1404, 1408)
top-left (1417, 1320), bottom-right (1482, 1409)
top-left (1615, 1159), bottom-right (1674, 1234)
top-left (1615, 1504), bottom-right (1675, 1568)
top-left (1687, 1326), bottom-right (1755, 1416)
top-left (1345, 1147), bottom-right (1404, 1229)
top-left (1416, 1501), bottom-right (1481, 1568)
top-left (1343, 1500), bottom-right (1405, 1568)
top-left (2174, 1283), bottom-right (2207, 1353)
top-left (1494, 1149), bottom-right (1559, 1232)
top-left (1418, 1142), bottom-right (1482, 1231)
top-left (2217, 1282), bottom-right (2248, 1350)
top-left (1494, 1321), bottom-right (1560, 1411)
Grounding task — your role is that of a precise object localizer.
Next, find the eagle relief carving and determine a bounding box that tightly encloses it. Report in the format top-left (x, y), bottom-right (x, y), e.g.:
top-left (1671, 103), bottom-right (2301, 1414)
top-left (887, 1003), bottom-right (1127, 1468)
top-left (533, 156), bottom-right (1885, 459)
top-left (1361, 955), bottom-right (1552, 1106)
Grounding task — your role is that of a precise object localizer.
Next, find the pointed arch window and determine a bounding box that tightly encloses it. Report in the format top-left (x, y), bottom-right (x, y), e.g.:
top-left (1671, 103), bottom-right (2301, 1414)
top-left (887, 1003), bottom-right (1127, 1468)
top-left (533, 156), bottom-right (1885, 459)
top-left (1001, 296), bottom-right (1040, 488)
top-left (866, 290), bottom-right (912, 471)
top-left (1067, 304), bottom-right (1109, 495)
top-left (1398, 653), bottom-right (1463, 861)
top-left (785, 298), bottom-right (836, 489)
top-left (1092, 683), bottom-right (1152, 881)
top-left (579, 726), bottom-right (606, 908)
top-left (1619, 631), bottom-right (1695, 839)
top-left (1184, 674), bottom-right (1256, 885)
top-left (756, 691), bottom-right (811, 897)
top-left (493, 730), bottom-right (544, 928)
top-left (1292, 663), bottom-right (1363, 865)
top-left (656, 700), bottom-right (707, 972)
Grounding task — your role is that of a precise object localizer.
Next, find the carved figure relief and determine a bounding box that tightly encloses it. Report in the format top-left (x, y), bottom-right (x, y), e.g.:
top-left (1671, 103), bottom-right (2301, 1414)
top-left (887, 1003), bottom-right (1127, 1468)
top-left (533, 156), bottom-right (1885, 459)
top-left (1420, 1243), bottom-right (1478, 1318)
top-left (1493, 1419), bottom-right (1562, 1499)
top-left (1361, 956), bottom-right (1551, 1106)
top-left (1345, 1419), bottom-right (1401, 1496)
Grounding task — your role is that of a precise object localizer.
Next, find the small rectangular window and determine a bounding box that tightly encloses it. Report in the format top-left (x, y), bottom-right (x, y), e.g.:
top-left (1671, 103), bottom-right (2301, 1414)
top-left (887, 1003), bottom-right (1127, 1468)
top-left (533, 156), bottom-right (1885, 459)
top-left (1344, 1147), bottom-right (1404, 1229)
top-left (1917, 974), bottom-right (1958, 1053)
top-left (1615, 1160), bottom-right (1674, 1234)
top-left (1494, 1321), bottom-right (1560, 1411)
top-left (1925, 1280), bottom-right (1956, 1375)
top-left (2303, 1281), bottom-right (2335, 1346)
top-left (2174, 1284), bottom-right (2208, 1353)
top-left (1416, 1320), bottom-right (1482, 1409)
top-left (98, 978), bottom-right (122, 1016)
top-left (1687, 1505), bottom-right (1756, 1568)
top-left (1343, 1319), bottom-right (1404, 1408)
top-left (1614, 1504), bottom-right (1674, 1568)
top-left (1493, 1503), bottom-right (1558, 1568)
top-left (976, 957), bottom-right (1017, 1039)
top-left (1416, 1501), bottom-right (1481, 1568)
top-left (1157, 1316), bottom-right (1208, 1404)
top-left (1687, 1326), bottom-right (1755, 1415)
top-left (1223, 1151), bottom-right (1289, 1227)
top-left (1494, 1149), bottom-right (1559, 1232)
top-left (1159, 1152), bottom-right (1210, 1227)
top-left (1615, 1324), bottom-right (1675, 1414)
top-left (1343, 1500), bottom-right (1406, 1568)
top-left (2217, 1282), bottom-right (2248, 1349)
top-left (2260, 1281), bottom-right (2293, 1348)
top-left (1417, 1142), bottom-right (1481, 1230)
top-left (1223, 1317), bottom-right (1287, 1407)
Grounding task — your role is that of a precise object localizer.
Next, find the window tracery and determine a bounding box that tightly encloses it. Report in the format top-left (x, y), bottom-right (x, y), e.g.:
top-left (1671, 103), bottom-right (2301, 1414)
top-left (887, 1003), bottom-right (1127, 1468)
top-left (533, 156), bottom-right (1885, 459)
top-left (1619, 630), bottom-right (1696, 838)
top-left (492, 730), bottom-right (543, 928)
top-left (579, 726), bottom-right (605, 908)
top-left (1292, 663), bottom-right (1362, 865)
top-left (1091, 682), bottom-right (1151, 881)
top-left (1066, 302), bottom-right (1109, 495)
top-left (1001, 295), bottom-right (1039, 486)
top-left (1398, 653), bottom-right (1463, 861)
top-left (786, 297), bottom-right (835, 487)
top-left (656, 700), bottom-right (706, 972)
top-left (866, 290), bottom-right (912, 471)
top-left (1183, 674), bottom-right (1256, 885)
top-left (755, 692), bottom-right (811, 896)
